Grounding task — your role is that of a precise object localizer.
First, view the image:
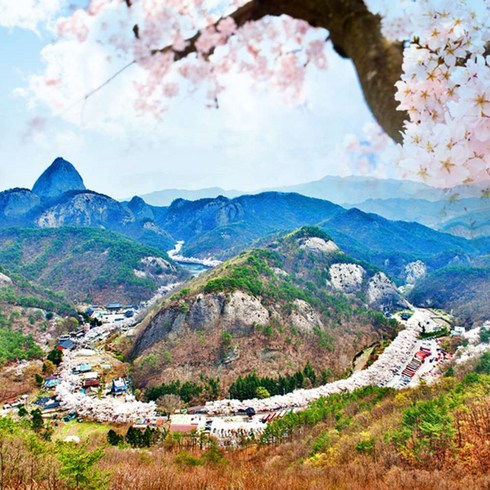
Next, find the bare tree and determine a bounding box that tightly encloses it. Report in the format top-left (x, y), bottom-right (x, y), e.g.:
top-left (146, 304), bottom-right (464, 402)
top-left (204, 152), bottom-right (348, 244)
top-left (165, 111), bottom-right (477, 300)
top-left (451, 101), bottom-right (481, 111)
top-left (157, 394), bottom-right (182, 420)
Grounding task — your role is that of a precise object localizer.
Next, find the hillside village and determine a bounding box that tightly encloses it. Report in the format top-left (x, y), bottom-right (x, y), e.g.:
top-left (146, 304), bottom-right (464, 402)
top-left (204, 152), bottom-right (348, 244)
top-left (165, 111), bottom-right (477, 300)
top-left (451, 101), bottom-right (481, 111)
top-left (1, 264), bottom-right (488, 445)
top-left (0, 160), bottom-right (488, 488)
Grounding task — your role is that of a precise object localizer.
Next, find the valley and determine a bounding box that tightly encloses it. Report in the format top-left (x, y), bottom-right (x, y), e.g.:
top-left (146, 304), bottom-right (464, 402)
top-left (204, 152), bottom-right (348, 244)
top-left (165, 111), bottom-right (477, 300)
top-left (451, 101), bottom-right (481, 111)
top-left (0, 159), bottom-right (488, 489)
top-left (1, 226), bottom-right (488, 432)
top-left (2, 2), bottom-right (490, 486)
top-left (1, 281), bottom-right (471, 439)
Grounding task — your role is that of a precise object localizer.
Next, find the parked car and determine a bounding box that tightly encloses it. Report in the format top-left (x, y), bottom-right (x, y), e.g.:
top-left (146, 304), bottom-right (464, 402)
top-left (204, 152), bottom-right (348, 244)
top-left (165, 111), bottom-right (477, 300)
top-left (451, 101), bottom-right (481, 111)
top-left (237, 407), bottom-right (256, 417)
top-left (63, 411), bottom-right (77, 422)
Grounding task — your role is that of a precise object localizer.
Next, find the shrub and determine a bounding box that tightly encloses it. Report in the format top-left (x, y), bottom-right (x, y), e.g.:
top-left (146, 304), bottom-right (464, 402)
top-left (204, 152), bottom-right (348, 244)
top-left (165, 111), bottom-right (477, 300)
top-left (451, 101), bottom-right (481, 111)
top-left (107, 429), bottom-right (123, 446)
top-left (175, 450), bottom-right (202, 467)
top-left (475, 352), bottom-right (490, 375)
top-left (480, 327), bottom-right (490, 344)
top-left (355, 438), bottom-right (375, 455)
top-left (256, 386), bottom-right (270, 399)
top-left (220, 331), bottom-right (233, 348)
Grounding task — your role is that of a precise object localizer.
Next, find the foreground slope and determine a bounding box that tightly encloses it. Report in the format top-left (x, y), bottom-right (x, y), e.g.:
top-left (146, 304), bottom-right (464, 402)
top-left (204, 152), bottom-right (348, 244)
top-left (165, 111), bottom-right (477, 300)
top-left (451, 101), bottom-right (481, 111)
top-left (1, 359), bottom-right (488, 489)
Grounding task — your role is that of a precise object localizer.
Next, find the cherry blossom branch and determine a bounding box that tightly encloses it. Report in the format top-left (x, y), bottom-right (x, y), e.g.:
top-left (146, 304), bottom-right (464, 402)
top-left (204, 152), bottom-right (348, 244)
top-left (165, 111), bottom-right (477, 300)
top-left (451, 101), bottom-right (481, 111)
top-left (124, 0), bottom-right (407, 142)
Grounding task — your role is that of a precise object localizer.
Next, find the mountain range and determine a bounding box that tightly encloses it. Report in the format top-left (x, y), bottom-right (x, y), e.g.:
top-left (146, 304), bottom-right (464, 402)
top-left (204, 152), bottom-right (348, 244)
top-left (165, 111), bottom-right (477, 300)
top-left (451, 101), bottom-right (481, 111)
top-left (0, 158), bottom-right (488, 314)
top-left (138, 175), bottom-right (490, 238)
top-left (140, 175), bottom-right (489, 205)
top-left (1, 159), bottom-right (488, 265)
top-left (156, 193), bottom-right (489, 283)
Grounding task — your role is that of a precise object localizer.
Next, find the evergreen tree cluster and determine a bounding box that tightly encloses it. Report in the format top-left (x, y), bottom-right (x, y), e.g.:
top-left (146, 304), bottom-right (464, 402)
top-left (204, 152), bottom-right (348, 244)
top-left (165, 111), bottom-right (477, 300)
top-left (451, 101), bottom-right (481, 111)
top-left (228, 362), bottom-right (325, 401)
top-left (107, 426), bottom-right (164, 448)
top-left (145, 380), bottom-right (203, 404)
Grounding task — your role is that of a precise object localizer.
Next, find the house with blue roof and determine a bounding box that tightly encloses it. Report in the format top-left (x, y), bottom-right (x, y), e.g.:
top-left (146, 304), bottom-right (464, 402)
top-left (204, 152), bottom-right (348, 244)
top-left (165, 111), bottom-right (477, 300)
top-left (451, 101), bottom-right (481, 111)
top-left (74, 363), bottom-right (92, 373)
top-left (43, 377), bottom-right (60, 389)
top-left (57, 338), bottom-right (75, 350)
top-left (106, 303), bottom-right (123, 311)
top-left (111, 378), bottom-right (127, 395)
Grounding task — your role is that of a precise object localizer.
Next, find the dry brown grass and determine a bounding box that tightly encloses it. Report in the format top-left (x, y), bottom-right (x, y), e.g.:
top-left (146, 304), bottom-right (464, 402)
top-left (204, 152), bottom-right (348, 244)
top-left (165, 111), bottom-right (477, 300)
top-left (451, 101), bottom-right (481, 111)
top-left (0, 361), bottom-right (41, 402)
top-left (99, 445), bottom-right (490, 490)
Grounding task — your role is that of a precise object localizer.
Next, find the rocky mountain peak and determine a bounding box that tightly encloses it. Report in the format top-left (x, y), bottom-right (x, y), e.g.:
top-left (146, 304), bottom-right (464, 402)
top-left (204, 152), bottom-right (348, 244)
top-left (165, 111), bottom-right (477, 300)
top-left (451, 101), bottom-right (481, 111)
top-left (127, 195), bottom-right (155, 221)
top-left (32, 157), bottom-right (86, 199)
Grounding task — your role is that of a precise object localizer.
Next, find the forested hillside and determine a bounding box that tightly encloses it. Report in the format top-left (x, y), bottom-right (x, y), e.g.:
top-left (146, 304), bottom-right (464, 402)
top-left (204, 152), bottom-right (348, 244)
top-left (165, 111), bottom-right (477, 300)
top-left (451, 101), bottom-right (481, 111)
top-left (0, 227), bottom-right (186, 304)
top-left (409, 267), bottom-right (490, 326)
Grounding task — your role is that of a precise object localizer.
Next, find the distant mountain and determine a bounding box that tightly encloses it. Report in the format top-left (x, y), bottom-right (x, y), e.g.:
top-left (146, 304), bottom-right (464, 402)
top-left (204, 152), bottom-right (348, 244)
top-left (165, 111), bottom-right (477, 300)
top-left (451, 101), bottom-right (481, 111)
top-left (35, 190), bottom-right (132, 228)
top-left (0, 188), bottom-right (40, 224)
top-left (131, 227), bottom-right (402, 393)
top-left (271, 175), bottom-right (489, 204)
top-left (351, 197), bottom-right (490, 238)
top-left (0, 159), bottom-right (175, 252)
top-left (138, 175), bottom-right (489, 207)
top-left (0, 227), bottom-right (186, 304)
top-left (136, 176), bottom-right (489, 240)
top-left (139, 187), bottom-right (243, 206)
top-left (160, 192), bottom-right (341, 257)
top-left (319, 207), bottom-right (482, 277)
top-left (32, 157), bottom-right (86, 199)
top-left (151, 192), bottom-right (487, 281)
top-left (439, 208), bottom-right (490, 239)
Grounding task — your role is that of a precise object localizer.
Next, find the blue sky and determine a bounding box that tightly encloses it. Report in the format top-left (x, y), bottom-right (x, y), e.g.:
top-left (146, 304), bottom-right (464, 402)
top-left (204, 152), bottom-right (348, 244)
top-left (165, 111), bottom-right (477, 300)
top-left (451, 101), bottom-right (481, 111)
top-left (0, 5), bottom-right (376, 199)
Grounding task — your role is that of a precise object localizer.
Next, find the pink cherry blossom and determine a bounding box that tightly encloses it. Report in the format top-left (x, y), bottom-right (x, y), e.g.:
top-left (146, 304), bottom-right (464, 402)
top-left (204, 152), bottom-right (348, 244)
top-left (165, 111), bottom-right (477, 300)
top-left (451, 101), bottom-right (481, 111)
top-left (11, 0), bottom-right (490, 188)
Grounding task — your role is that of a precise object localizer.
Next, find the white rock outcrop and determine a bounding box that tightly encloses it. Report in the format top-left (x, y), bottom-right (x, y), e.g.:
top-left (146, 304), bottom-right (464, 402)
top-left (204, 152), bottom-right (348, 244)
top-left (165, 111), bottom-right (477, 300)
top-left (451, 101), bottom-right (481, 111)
top-left (223, 291), bottom-right (270, 329)
top-left (367, 272), bottom-right (399, 304)
top-left (141, 256), bottom-right (173, 273)
top-left (328, 263), bottom-right (365, 293)
top-left (404, 260), bottom-right (427, 284)
top-left (0, 273), bottom-right (12, 286)
top-left (291, 299), bottom-right (323, 334)
top-left (300, 237), bottom-right (339, 254)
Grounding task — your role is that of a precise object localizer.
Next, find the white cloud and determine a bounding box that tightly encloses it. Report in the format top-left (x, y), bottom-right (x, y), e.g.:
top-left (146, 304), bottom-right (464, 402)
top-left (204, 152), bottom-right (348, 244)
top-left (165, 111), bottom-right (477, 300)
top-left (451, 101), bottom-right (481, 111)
top-left (5, 3), bottom-right (398, 196)
top-left (0, 0), bottom-right (66, 32)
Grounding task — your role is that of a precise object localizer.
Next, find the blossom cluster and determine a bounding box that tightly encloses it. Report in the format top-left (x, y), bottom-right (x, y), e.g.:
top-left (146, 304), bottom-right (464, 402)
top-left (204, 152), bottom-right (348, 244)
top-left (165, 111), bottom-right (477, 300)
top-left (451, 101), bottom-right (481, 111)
top-left (127, 5), bottom-right (331, 112)
top-left (25, 0), bottom-right (331, 120)
top-left (368, 0), bottom-right (490, 187)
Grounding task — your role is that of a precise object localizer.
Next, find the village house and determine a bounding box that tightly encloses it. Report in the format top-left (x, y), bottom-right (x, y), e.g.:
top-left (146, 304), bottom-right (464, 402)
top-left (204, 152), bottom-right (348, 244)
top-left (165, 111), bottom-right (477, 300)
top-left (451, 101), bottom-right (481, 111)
top-left (57, 338), bottom-right (76, 351)
top-left (111, 378), bottom-right (128, 395)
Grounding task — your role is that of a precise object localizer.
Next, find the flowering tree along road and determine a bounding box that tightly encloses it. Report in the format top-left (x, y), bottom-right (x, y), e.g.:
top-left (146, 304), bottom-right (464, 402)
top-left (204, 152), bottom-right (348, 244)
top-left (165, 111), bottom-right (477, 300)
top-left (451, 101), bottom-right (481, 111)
top-left (11, 0), bottom-right (490, 187)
